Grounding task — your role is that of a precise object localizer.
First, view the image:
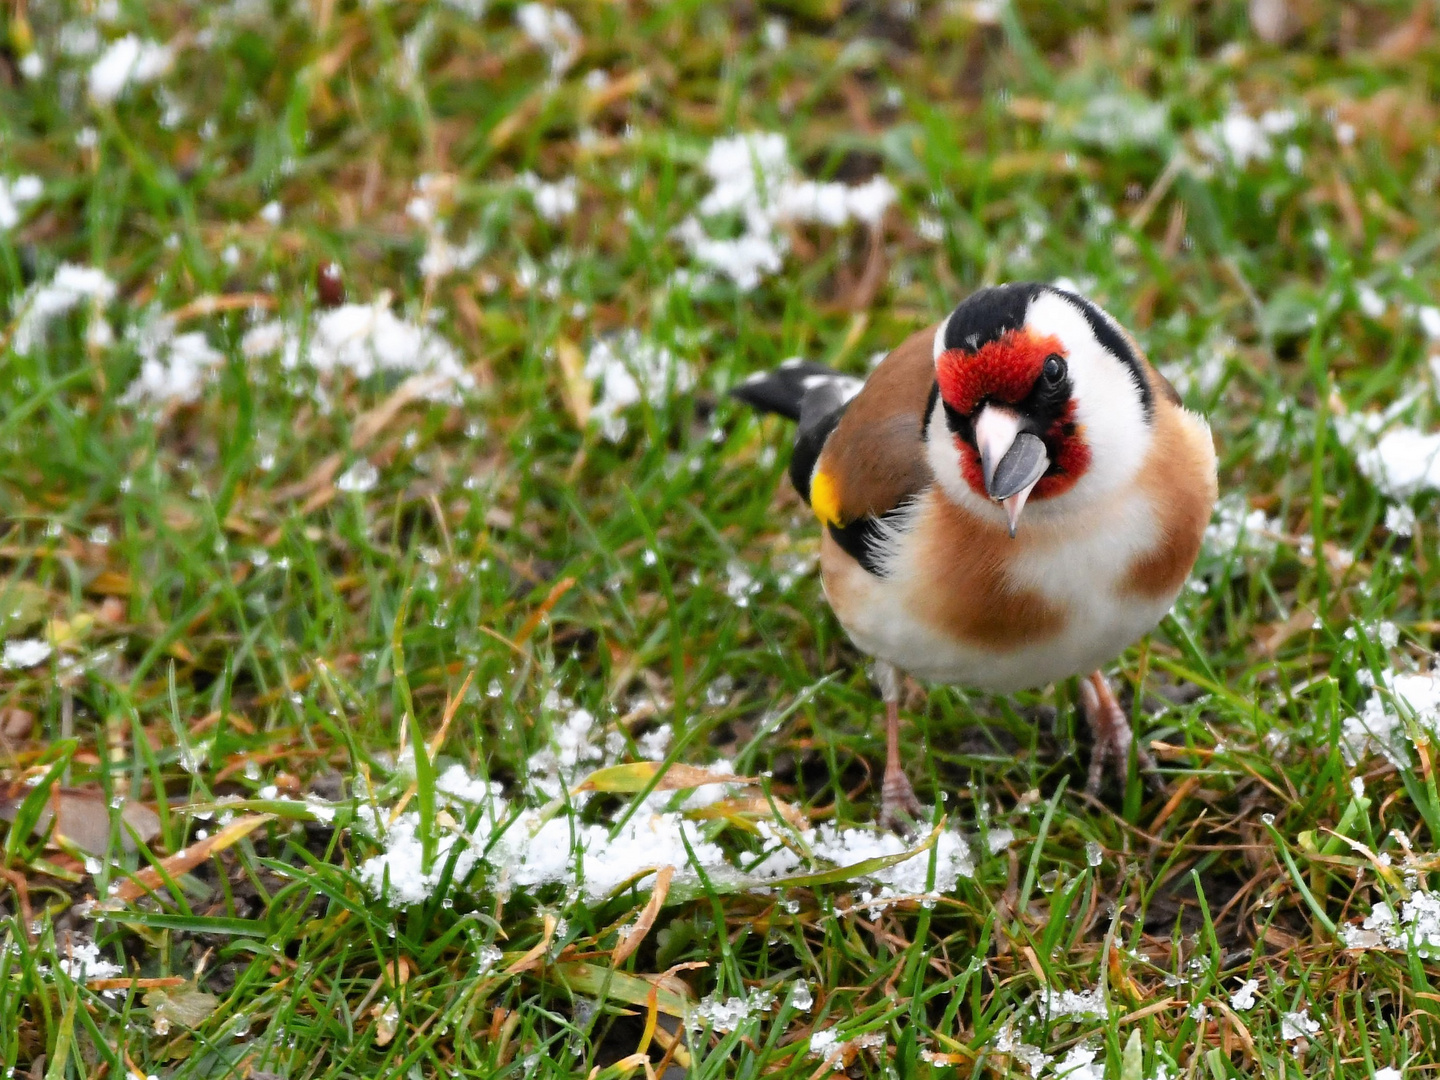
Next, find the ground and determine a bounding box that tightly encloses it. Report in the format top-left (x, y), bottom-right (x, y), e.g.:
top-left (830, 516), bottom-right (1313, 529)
top-left (2, 0), bottom-right (1439, 1077)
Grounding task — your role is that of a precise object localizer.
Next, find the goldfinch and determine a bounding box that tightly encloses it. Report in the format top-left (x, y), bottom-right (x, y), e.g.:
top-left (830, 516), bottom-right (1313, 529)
top-left (732, 283), bottom-right (1218, 827)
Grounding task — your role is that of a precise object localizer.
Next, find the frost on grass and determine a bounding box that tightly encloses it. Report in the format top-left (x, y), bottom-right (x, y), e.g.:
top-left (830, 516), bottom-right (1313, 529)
top-left (12, 264), bottom-right (117, 356)
top-left (0, 175), bottom-right (42, 229)
top-left (583, 331), bottom-right (693, 441)
top-left (88, 35), bottom-right (173, 103)
top-left (673, 132), bottom-right (897, 290)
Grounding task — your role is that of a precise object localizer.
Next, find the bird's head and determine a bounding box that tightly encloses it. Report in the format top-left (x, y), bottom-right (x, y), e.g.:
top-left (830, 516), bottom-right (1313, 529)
top-left (925, 283), bottom-right (1155, 537)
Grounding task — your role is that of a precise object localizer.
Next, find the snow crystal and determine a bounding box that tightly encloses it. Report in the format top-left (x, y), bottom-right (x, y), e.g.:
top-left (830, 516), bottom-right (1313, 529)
top-left (12, 264), bottom-right (117, 356)
top-left (259, 200), bottom-right (283, 226)
top-left (1203, 493), bottom-right (1277, 560)
top-left (336, 461), bottom-right (379, 493)
top-left (0, 175), bottom-right (42, 229)
top-left (1343, 892), bottom-right (1440, 958)
top-left (691, 987), bottom-right (774, 1033)
top-left (1386, 503), bottom-right (1417, 537)
top-left (986, 827), bottom-right (1015, 854)
top-left (1280, 1010), bottom-right (1319, 1041)
top-left (1229, 978), bottom-right (1259, 1011)
top-left (514, 4), bottom-right (580, 76)
top-left (46, 939), bottom-right (123, 984)
top-left (675, 132), bottom-right (897, 290)
top-left (1036, 986), bottom-right (1107, 1021)
top-left (1053, 1045), bottom-right (1104, 1080)
top-left (1355, 427), bottom-right (1440, 500)
top-left (1343, 669), bottom-right (1440, 767)
top-left (809, 1028), bottom-right (842, 1062)
top-left (583, 330), bottom-right (693, 441)
top-left (243, 302), bottom-right (474, 400)
top-left (357, 810), bottom-right (485, 905)
top-left (637, 724), bottom-right (672, 760)
top-left (2, 639), bottom-right (52, 669)
top-left (993, 1021), bottom-right (1051, 1076)
top-left (1358, 285), bottom-right (1387, 319)
top-left (750, 819), bottom-right (973, 911)
top-left (88, 35), bottom-right (173, 103)
top-left (517, 173), bottom-right (578, 221)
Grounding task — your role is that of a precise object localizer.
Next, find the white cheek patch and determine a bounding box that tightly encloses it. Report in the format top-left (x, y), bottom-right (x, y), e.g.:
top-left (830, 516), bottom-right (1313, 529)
top-left (924, 395), bottom-right (1005, 522)
top-left (1024, 291), bottom-right (1152, 508)
top-left (932, 310), bottom-right (953, 362)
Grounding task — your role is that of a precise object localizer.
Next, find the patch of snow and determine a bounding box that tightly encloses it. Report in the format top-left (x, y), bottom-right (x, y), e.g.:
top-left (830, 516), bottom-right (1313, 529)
top-left (674, 132), bottom-right (897, 290)
top-left (242, 301), bottom-right (474, 402)
top-left (516, 172), bottom-right (578, 221)
top-left (1343, 669), bottom-right (1440, 767)
top-left (1281, 1009), bottom-right (1319, 1041)
top-left (1036, 986), bottom-right (1107, 1021)
top-left (1203, 493), bottom-right (1277, 561)
top-left (1355, 426), bottom-right (1440, 500)
top-left (1229, 978), bottom-right (1259, 1011)
top-left (121, 317), bottom-right (225, 408)
top-left (583, 330), bottom-right (693, 442)
top-left (2, 639), bottom-right (52, 669)
top-left (12, 264), bottom-right (117, 356)
top-left (514, 4), bottom-right (580, 77)
top-left (88, 35), bottom-right (173, 103)
top-left (0, 175), bottom-right (42, 229)
top-left (1053, 1045), bottom-right (1104, 1080)
top-left (690, 987), bottom-right (775, 1033)
top-left (1357, 285), bottom-right (1387, 319)
top-left (993, 1021), bottom-right (1051, 1076)
top-left (44, 939), bottom-right (123, 984)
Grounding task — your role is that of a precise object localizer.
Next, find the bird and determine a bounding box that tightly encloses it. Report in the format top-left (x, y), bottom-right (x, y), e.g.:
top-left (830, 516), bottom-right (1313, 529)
top-left (731, 282), bottom-right (1218, 829)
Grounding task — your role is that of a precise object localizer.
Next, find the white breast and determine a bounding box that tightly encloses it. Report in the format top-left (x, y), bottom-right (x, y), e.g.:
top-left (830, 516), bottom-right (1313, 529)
top-left (821, 489), bottom-right (1178, 692)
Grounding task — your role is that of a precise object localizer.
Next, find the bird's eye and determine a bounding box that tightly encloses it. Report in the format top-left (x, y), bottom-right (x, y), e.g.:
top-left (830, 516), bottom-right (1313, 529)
top-left (1042, 354), bottom-right (1066, 383)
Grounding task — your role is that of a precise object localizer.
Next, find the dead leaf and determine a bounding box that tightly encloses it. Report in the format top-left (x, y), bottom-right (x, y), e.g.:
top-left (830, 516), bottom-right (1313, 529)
top-left (371, 999), bottom-right (400, 1047)
top-left (0, 788), bottom-right (161, 856)
top-left (2, 709), bottom-right (34, 739)
top-left (572, 760), bottom-right (758, 794)
top-left (612, 865), bottom-right (673, 965)
top-left (554, 337), bottom-right (591, 429)
top-left (144, 985), bottom-right (219, 1030)
top-left (110, 814), bottom-right (272, 902)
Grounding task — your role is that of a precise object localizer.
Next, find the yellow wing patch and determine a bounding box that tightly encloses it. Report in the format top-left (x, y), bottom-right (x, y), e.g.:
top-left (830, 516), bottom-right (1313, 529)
top-left (809, 470), bottom-right (842, 527)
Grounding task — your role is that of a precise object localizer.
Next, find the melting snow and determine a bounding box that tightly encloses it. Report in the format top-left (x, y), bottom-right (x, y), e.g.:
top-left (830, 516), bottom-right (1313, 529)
top-left (1203, 493), bottom-right (1277, 561)
top-left (993, 1021), bottom-right (1051, 1076)
top-left (121, 317), bottom-right (225, 408)
top-left (1342, 892), bottom-right (1440, 957)
top-left (88, 35), bottom-right (173, 103)
top-left (43, 939), bottom-right (124, 986)
top-left (1053, 1045), bottom-right (1104, 1080)
top-left (1196, 107), bottom-right (1299, 168)
top-left (690, 987), bottom-right (775, 1033)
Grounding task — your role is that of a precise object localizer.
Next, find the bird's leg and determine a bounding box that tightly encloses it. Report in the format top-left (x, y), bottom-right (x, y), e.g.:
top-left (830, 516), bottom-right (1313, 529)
top-left (1078, 671), bottom-right (1164, 797)
top-left (875, 661), bottom-right (924, 832)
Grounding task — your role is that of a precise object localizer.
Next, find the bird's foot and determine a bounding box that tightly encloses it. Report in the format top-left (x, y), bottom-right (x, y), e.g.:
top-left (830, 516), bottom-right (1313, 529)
top-left (879, 766), bottom-right (926, 835)
top-left (1078, 671), bottom-right (1165, 798)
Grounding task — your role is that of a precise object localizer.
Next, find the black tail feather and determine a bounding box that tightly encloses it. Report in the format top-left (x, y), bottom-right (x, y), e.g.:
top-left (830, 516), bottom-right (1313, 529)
top-left (728, 359), bottom-right (853, 423)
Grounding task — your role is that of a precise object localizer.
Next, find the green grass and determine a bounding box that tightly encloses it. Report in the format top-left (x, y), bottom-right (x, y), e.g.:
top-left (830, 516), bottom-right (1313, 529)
top-left (3, 0), bottom-right (1440, 1076)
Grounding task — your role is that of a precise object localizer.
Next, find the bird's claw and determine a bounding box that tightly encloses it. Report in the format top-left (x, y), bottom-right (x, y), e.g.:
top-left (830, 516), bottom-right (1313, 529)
top-left (879, 769), bottom-right (926, 835)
